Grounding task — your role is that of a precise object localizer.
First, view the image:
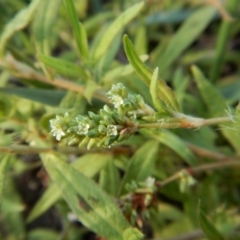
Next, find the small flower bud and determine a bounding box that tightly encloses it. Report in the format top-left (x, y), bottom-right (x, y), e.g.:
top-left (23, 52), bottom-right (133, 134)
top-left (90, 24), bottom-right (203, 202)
top-left (88, 111), bottom-right (101, 123)
top-left (87, 129), bottom-right (100, 138)
top-left (87, 138), bottom-right (97, 149)
top-left (98, 125), bottom-right (107, 134)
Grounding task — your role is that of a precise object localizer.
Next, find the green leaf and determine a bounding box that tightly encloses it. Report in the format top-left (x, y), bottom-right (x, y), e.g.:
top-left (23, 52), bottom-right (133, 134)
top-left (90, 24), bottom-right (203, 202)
top-left (102, 55), bottom-right (149, 83)
top-left (2, 178), bottom-right (25, 239)
top-left (145, 9), bottom-right (194, 24)
top-left (42, 154), bottom-right (133, 240)
top-left (134, 25), bottom-right (147, 55)
top-left (191, 65), bottom-right (240, 153)
top-left (210, 0), bottom-right (239, 82)
top-left (3, 212), bottom-right (25, 239)
top-left (157, 7), bottom-right (216, 76)
top-left (27, 153), bottom-right (110, 223)
top-left (38, 54), bottom-right (88, 79)
top-left (191, 65), bottom-right (226, 116)
top-left (1, 197), bottom-right (25, 213)
top-left (0, 0), bottom-right (41, 56)
top-left (123, 34), bottom-right (180, 113)
top-left (198, 208), bottom-right (224, 240)
top-left (27, 229), bottom-right (59, 240)
top-left (141, 129), bottom-right (197, 166)
top-left (123, 228), bottom-right (144, 240)
top-left (120, 141), bottom-right (159, 195)
top-left (31, 0), bottom-right (63, 55)
top-left (83, 81), bottom-right (100, 103)
top-left (0, 88), bottom-right (65, 106)
top-left (96, 32), bottom-right (122, 75)
top-left (93, 2), bottom-right (144, 59)
top-left (0, 154), bottom-right (10, 209)
top-left (100, 160), bottom-right (120, 197)
top-left (150, 67), bottom-right (165, 112)
top-left (65, 0), bottom-right (89, 59)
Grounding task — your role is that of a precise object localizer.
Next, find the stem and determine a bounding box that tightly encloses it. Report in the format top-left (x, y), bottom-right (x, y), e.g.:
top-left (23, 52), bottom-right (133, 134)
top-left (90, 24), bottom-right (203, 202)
top-left (157, 159), bottom-right (240, 188)
top-left (0, 145), bottom-right (133, 155)
top-left (186, 142), bottom-right (236, 161)
top-left (138, 115), bottom-right (231, 129)
top-left (0, 56), bottom-right (108, 103)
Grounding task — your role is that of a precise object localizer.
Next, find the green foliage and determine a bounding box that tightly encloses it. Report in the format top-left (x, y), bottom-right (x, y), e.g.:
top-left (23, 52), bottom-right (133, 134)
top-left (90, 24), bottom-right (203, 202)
top-left (1, 1), bottom-right (240, 239)
top-left (198, 203), bottom-right (224, 240)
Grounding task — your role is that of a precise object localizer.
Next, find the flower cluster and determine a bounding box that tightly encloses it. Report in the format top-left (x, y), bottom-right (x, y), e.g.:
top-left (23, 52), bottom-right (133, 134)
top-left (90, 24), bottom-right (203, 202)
top-left (49, 83), bottom-right (155, 149)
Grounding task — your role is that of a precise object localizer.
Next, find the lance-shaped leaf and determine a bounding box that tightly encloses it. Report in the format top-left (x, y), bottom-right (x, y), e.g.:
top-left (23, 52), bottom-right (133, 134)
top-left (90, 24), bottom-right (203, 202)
top-left (0, 154), bottom-right (10, 209)
top-left (141, 129), bottom-right (197, 166)
top-left (31, 0), bottom-right (63, 79)
top-left (32, 0), bottom-right (63, 55)
top-left (119, 141), bottom-right (159, 195)
top-left (150, 67), bottom-right (165, 112)
top-left (65, 0), bottom-right (89, 59)
top-left (41, 154), bottom-right (142, 240)
top-left (157, 7), bottom-right (216, 76)
top-left (198, 204), bottom-right (224, 240)
top-left (123, 34), bottom-right (180, 113)
top-left (100, 160), bottom-right (120, 197)
top-left (191, 65), bottom-right (240, 153)
top-left (0, 88), bottom-right (64, 106)
top-left (0, 0), bottom-right (41, 56)
top-left (27, 153), bottom-right (110, 223)
top-left (38, 54), bottom-right (88, 79)
top-left (93, 2), bottom-right (144, 60)
top-left (102, 55), bottom-right (149, 83)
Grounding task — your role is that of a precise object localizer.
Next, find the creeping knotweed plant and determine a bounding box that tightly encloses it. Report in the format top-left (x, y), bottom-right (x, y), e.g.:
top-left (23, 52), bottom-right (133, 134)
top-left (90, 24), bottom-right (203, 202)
top-left (50, 80), bottom-right (239, 150)
top-left (50, 83), bottom-right (155, 149)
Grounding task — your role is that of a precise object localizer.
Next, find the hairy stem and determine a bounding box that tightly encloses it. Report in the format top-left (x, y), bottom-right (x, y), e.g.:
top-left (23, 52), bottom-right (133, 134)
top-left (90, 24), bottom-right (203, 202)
top-left (139, 115), bottom-right (231, 129)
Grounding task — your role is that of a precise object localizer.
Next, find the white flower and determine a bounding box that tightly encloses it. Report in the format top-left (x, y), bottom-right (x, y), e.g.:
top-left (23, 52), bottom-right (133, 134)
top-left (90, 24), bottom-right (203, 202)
top-left (49, 118), bottom-right (66, 141)
top-left (145, 177), bottom-right (155, 188)
top-left (77, 122), bottom-right (90, 135)
top-left (107, 125), bottom-right (118, 136)
top-left (109, 95), bottom-right (123, 108)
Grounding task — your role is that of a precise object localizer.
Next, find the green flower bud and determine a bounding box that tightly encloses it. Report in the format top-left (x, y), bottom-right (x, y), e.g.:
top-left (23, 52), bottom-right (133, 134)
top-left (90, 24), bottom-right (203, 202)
top-left (103, 105), bottom-right (112, 113)
top-left (67, 135), bottom-right (80, 145)
top-left (79, 137), bottom-right (89, 147)
top-left (104, 136), bottom-right (117, 147)
top-left (87, 138), bottom-right (97, 149)
top-left (87, 129), bottom-right (101, 138)
top-left (97, 136), bottom-right (107, 147)
top-left (98, 125), bottom-right (107, 134)
top-left (122, 102), bottom-right (134, 112)
top-left (88, 111), bottom-right (101, 123)
top-left (135, 94), bottom-right (145, 108)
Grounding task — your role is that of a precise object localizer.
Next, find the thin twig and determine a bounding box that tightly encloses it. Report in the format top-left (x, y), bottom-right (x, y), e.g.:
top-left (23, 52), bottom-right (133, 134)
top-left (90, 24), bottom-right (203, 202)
top-left (185, 142), bottom-right (239, 161)
top-left (157, 159), bottom-right (240, 188)
top-left (0, 55), bottom-right (108, 103)
top-left (138, 116), bottom-right (231, 129)
top-left (207, 0), bottom-right (235, 22)
top-left (0, 145), bottom-right (133, 155)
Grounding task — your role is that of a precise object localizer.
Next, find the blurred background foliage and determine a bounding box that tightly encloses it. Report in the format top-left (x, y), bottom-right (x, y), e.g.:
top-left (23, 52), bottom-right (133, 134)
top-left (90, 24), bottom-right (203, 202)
top-left (0, 0), bottom-right (240, 239)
